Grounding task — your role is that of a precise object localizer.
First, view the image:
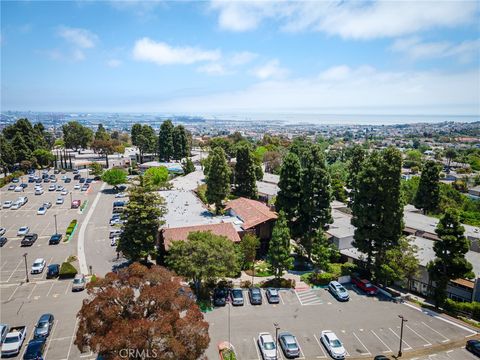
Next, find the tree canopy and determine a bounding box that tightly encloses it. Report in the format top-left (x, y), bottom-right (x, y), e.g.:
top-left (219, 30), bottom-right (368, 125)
top-left (144, 166), bottom-right (169, 189)
top-left (205, 147), bottom-right (231, 213)
top-left (234, 144), bottom-right (258, 199)
top-left (102, 168), bottom-right (127, 188)
top-left (267, 211), bottom-right (293, 279)
top-left (62, 121), bottom-right (93, 150)
top-left (159, 120), bottom-right (174, 162)
top-left (414, 160), bottom-right (440, 214)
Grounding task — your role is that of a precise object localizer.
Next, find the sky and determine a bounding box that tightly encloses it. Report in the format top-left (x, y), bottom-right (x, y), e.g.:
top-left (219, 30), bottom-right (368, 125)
top-left (1, 0), bottom-right (480, 116)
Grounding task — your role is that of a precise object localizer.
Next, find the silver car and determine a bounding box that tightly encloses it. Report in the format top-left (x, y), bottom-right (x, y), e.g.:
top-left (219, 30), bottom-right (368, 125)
top-left (230, 288), bottom-right (244, 306)
top-left (278, 332), bottom-right (300, 358)
top-left (72, 274), bottom-right (86, 291)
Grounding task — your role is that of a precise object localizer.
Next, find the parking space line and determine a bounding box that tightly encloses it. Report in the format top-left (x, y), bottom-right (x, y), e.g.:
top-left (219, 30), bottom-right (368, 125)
top-left (65, 281), bottom-right (72, 294)
top-left (389, 327), bottom-right (412, 350)
top-left (370, 330), bottom-right (393, 353)
top-left (0, 261), bottom-right (8, 271)
top-left (42, 257), bottom-right (54, 280)
top-left (406, 324), bottom-right (432, 347)
top-left (20, 327), bottom-right (36, 359)
top-left (7, 285), bottom-right (20, 301)
top-left (64, 318), bottom-right (79, 360)
top-left (421, 322), bottom-right (450, 343)
top-left (313, 333), bottom-right (328, 358)
top-left (27, 283), bottom-right (37, 299)
top-left (44, 319), bottom-right (58, 359)
top-left (252, 337), bottom-right (261, 360)
top-left (294, 290), bottom-right (304, 305)
top-left (46, 282), bottom-right (55, 297)
top-left (278, 291), bottom-right (285, 305)
top-left (6, 258), bottom-right (23, 282)
top-left (297, 342), bottom-right (306, 360)
top-left (352, 331), bottom-right (371, 355)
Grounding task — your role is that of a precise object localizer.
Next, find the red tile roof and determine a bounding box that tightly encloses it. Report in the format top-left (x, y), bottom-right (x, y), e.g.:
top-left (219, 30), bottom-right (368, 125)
top-left (225, 197), bottom-right (277, 230)
top-left (162, 222), bottom-right (241, 250)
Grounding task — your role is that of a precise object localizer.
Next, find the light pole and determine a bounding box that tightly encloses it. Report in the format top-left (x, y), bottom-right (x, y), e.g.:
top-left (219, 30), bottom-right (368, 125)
top-left (228, 299), bottom-right (231, 348)
top-left (54, 214), bottom-right (58, 235)
top-left (70, 192), bottom-right (73, 207)
top-left (23, 253), bottom-right (29, 283)
top-left (274, 322), bottom-right (280, 360)
top-left (398, 315), bottom-right (407, 357)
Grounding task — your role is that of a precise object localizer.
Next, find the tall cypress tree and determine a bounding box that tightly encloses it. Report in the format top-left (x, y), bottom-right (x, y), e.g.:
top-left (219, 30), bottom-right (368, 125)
top-left (205, 147), bottom-right (231, 214)
top-left (414, 160), bottom-right (440, 214)
top-left (131, 123), bottom-right (142, 147)
top-left (173, 125), bottom-right (189, 161)
top-left (276, 152), bottom-right (302, 236)
top-left (158, 120), bottom-right (174, 162)
top-left (298, 145), bottom-right (332, 258)
top-left (346, 145), bottom-right (365, 208)
top-left (234, 144), bottom-right (257, 199)
top-left (428, 209), bottom-right (473, 307)
top-left (267, 211), bottom-right (293, 279)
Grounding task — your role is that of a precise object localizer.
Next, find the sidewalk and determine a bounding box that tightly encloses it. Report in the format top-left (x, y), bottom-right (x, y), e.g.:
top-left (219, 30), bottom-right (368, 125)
top-left (230, 270), bottom-right (310, 289)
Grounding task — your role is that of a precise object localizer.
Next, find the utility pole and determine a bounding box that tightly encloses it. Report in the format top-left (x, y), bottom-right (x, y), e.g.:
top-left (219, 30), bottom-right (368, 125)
top-left (23, 253), bottom-right (29, 283)
top-left (398, 315), bottom-right (407, 357)
top-left (274, 322), bottom-right (280, 359)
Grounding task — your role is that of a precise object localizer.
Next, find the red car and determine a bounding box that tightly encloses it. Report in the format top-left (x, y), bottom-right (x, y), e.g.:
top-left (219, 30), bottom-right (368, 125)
top-left (71, 200), bottom-right (81, 209)
top-left (352, 277), bottom-right (378, 295)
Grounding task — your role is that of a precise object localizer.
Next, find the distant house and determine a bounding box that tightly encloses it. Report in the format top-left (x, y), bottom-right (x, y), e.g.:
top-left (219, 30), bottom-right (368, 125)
top-left (469, 185), bottom-right (480, 198)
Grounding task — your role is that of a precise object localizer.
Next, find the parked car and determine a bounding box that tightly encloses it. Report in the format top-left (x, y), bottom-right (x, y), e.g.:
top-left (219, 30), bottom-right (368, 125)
top-left (11, 178), bottom-right (19, 183)
top-left (7, 184), bottom-right (15, 191)
top-left (230, 288), bottom-right (244, 306)
top-left (23, 338), bottom-right (46, 360)
top-left (17, 196), bottom-right (28, 205)
top-left (352, 277), bottom-right (378, 295)
top-left (64, 177), bottom-right (72, 183)
top-left (49, 174), bottom-right (55, 180)
top-left (48, 184), bottom-right (56, 191)
top-left (37, 207), bottom-right (47, 215)
top-left (73, 174), bottom-right (81, 180)
top-left (3, 201), bottom-right (13, 209)
top-left (49, 234), bottom-right (62, 245)
top-left (110, 218), bottom-right (124, 226)
top-left (258, 332), bottom-right (277, 360)
top-left (17, 226), bottom-right (30, 236)
top-left (14, 186), bottom-right (23, 192)
top-left (115, 192), bottom-right (126, 198)
top-left (466, 339), bottom-right (480, 357)
top-left (43, 202), bottom-right (52, 209)
top-left (0, 228), bottom-right (5, 236)
top-left (249, 287), bottom-right (263, 305)
top-left (86, 178), bottom-right (93, 184)
top-left (56, 185), bottom-right (64, 192)
top-left (33, 314), bottom-right (54, 339)
top-left (0, 237), bottom-right (7, 247)
top-left (0, 324), bottom-right (9, 345)
top-left (113, 201), bottom-right (126, 207)
top-left (31, 258), bottom-right (46, 274)
top-left (320, 330), bottom-right (346, 359)
top-left (28, 177), bottom-right (35, 183)
top-left (109, 229), bottom-right (122, 238)
top-left (81, 185), bottom-right (89, 191)
top-left (266, 288), bottom-right (280, 304)
top-left (74, 184), bottom-right (81, 190)
top-left (72, 274), bottom-right (86, 292)
top-left (61, 189), bottom-right (68, 195)
top-left (21, 234), bottom-right (38, 246)
top-left (71, 199), bottom-right (81, 208)
top-left (79, 177), bottom-right (86, 183)
top-left (213, 288), bottom-right (228, 307)
top-left (328, 281), bottom-right (350, 301)
top-left (56, 197), bottom-right (64, 205)
top-left (35, 178), bottom-right (42, 183)
top-left (34, 188), bottom-right (44, 195)
top-left (20, 183), bottom-right (28, 189)
top-left (1, 326), bottom-right (26, 357)
top-left (110, 237), bottom-right (118, 247)
top-left (11, 201), bottom-right (22, 210)
top-left (43, 178), bottom-right (50, 183)
top-left (373, 356), bottom-right (391, 360)
top-left (46, 264), bottom-right (60, 278)
top-left (54, 169), bottom-right (60, 174)
top-left (278, 331), bottom-right (301, 358)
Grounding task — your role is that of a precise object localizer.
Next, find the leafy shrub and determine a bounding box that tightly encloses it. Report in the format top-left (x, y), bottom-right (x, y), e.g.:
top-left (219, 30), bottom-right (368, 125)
top-left (59, 262), bottom-right (78, 279)
top-left (65, 220), bottom-right (78, 235)
top-left (300, 272), bottom-right (313, 283)
top-left (67, 255), bottom-right (77, 263)
top-left (240, 280), bottom-right (252, 288)
top-left (196, 184), bottom-right (207, 204)
top-left (328, 263), bottom-right (342, 278)
top-left (308, 272), bottom-right (336, 286)
top-left (443, 299), bottom-right (480, 321)
top-left (220, 348), bottom-right (237, 360)
top-left (260, 278), bottom-right (296, 288)
top-left (341, 262), bottom-right (357, 276)
top-left (90, 274), bottom-right (98, 284)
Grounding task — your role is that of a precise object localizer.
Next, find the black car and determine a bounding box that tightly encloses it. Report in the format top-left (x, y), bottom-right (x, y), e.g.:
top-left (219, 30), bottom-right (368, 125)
top-left (20, 183), bottom-right (28, 188)
top-left (23, 338), bottom-right (46, 360)
top-left (21, 233), bottom-right (38, 246)
top-left (46, 264), bottom-right (60, 278)
top-left (86, 178), bottom-right (93, 184)
top-left (373, 356), bottom-right (390, 360)
top-left (213, 288), bottom-right (228, 307)
top-left (0, 237), bottom-right (7, 247)
top-left (74, 174), bottom-right (81, 180)
top-left (49, 234), bottom-right (62, 245)
top-left (94, 175), bottom-right (101, 181)
top-left (113, 201), bottom-right (126, 208)
top-left (64, 177), bottom-right (72, 183)
top-left (35, 178), bottom-right (42, 183)
top-left (28, 177), bottom-right (35, 183)
top-left (34, 313), bottom-right (54, 338)
top-left (43, 178), bottom-right (50, 183)
top-left (248, 287), bottom-right (263, 305)
top-left (467, 340), bottom-right (480, 357)
top-left (79, 177), bottom-right (86, 183)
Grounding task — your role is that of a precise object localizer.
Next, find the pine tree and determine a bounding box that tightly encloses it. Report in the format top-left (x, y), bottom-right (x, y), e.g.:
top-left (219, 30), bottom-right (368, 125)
top-left (428, 209), bottom-right (473, 307)
top-left (182, 157), bottom-right (195, 175)
top-left (0, 135), bottom-right (16, 176)
top-left (11, 132), bottom-right (31, 162)
top-left (298, 145), bottom-right (332, 257)
top-left (267, 211), bottom-right (293, 279)
top-left (414, 160), bottom-right (440, 214)
top-left (173, 125), bottom-right (189, 160)
top-left (158, 120), bottom-right (174, 162)
top-left (205, 147), bottom-right (231, 214)
top-left (234, 144), bottom-right (258, 199)
top-left (311, 229), bottom-right (338, 271)
top-left (346, 145), bottom-right (365, 208)
top-left (131, 123), bottom-right (142, 146)
top-left (276, 152), bottom-right (302, 235)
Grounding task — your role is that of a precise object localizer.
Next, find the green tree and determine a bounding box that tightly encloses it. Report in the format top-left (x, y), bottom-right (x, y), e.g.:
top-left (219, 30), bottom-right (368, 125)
top-left (158, 120), bottom-right (174, 162)
top-left (208, 138), bottom-right (233, 158)
top-left (166, 231), bottom-right (241, 292)
top-left (11, 132), bottom-right (32, 163)
top-left (428, 209), bottom-right (474, 307)
top-left (445, 148), bottom-right (457, 171)
top-left (94, 124), bottom-right (110, 141)
top-left (173, 125), bottom-right (189, 160)
top-left (32, 149), bottom-right (55, 168)
top-left (0, 135), bottom-right (16, 175)
top-left (240, 233), bottom-right (260, 270)
top-left (89, 162), bottom-right (104, 176)
top-left (234, 144), bottom-right (258, 199)
top-left (62, 121), bottom-right (93, 150)
top-left (267, 211), bottom-right (293, 279)
top-left (378, 237), bottom-right (419, 287)
top-left (205, 147), bottom-right (231, 214)
top-left (117, 179), bottom-right (166, 261)
top-left (311, 229), bottom-right (337, 271)
top-left (404, 149), bottom-right (423, 168)
top-left (102, 168), bottom-right (127, 189)
top-left (130, 123), bottom-right (142, 147)
top-left (136, 125), bottom-right (157, 163)
top-left (298, 145), bottom-right (333, 257)
top-left (3, 118), bottom-right (46, 151)
top-left (276, 152), bottom-right (302, 235)
top-left (144, 166), bottom-right (169, 189)
top-left (346, 145), bottom-right (365, 208)
top-left (414, 160), bottom-right (440, 214)
top-left (182, 157), bottom-right (195, 175)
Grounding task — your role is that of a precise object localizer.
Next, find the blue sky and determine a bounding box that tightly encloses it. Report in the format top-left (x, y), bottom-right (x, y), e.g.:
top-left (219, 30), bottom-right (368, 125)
top-left (1, 0), bottom-right (479, 115)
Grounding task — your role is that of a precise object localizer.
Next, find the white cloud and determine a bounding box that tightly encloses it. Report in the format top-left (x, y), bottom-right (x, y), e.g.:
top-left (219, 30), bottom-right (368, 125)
top-left (57, 26), bottom-right (98, 48)
top-left (106, 59), bottom-right (122, 68)
top-left (230, 51), bottom-right (258, 66)
top-left (252, 59), bottom-right (288, 79)
top-left (391, 36), bottom-right (480, 63)
top-left (157, 66), bottom-right (480, 114)
top-left (209, 1), bottom-right (478, 39)
top-left (197, 63), bottom-right (228, 75)
top-left (132, 38), bottom-right (221, 65)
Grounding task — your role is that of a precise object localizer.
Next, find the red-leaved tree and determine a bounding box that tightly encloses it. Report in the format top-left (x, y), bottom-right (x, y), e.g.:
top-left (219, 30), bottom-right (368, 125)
top-left (75, 263), bottom-right (210, 360)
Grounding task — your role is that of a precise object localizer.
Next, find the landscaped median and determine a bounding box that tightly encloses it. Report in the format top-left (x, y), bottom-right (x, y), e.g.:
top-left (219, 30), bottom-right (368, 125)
top-left (63, 219), bottom-right (78, 243)
top-left (218, 342), bottom-right (237, 360)
top-left (79, 200), bottom-right (88, 213)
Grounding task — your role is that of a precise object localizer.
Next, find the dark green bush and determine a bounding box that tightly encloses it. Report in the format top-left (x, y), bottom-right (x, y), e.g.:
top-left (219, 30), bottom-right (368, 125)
top-left (341, 262), bottom-right (357, 276)
top-left (308, 272), bottom-right (336, 286)
top-left (260, 278), bottom-right (296, 288)
top-left (59, 262), bottom-right (78, 279)
top-left (444, 299), bottom-right (480, 321)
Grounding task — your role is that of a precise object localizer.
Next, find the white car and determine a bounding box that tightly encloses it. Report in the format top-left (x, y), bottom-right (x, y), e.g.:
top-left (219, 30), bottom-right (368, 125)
top-left (10, 202), bottom-right (22, 210)
top-left (56, 197), bottom-right (64, 205)
top-left (74, 184), bottom-right (81, 190)
top-left (14, 186), bottom-right (23, 192)
top-left (56, 186), bottom-right (64, 192)
top-left (48, 185), bottom-right (56, 191)
top-left (258, 332), bottom-right (277, 360)
top-left (17, 226), bottom-right (29, 236)
top-left (37, 207), bottom-right (47, 215)
top-left (115, 192), bottom-right (126, 198)
top-left (320, 331), bottom-right (346, 359)
top-left (34, 188), bottom-right (44, 195)
top-left (30, 258), bottom-right (46, 274)
top-left (110, 218), bottom-right (124, 226)
top-left (0, 227), bottom-right (5, 236)
top-left (61, 189), bottom-right (68, 195)
top-left (3, 201), bottom-right (13, 209)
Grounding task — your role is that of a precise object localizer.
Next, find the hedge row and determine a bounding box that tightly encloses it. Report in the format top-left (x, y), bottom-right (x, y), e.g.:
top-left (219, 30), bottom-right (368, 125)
top-left (0, 171), bottom-right (24, 188)
top-left (301, 263), bottom-right (358, 286)
top-left (66, 219), bottom-right (78, 236)
top-left (443, 299), bottom-right (480, 321)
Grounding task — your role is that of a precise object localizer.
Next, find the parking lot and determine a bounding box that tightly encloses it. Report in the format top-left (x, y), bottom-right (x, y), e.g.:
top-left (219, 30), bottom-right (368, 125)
top-left (0, 169), bottom-right (101, 360)
top-left (205, 286), bottom-right (478, 360)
